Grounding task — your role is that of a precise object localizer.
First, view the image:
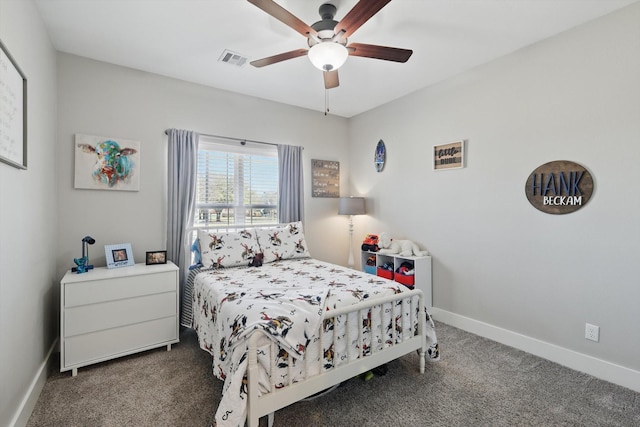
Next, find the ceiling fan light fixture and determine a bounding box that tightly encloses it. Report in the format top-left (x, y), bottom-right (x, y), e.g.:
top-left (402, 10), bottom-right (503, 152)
top-left (308, 42), bottom-right (348, 71)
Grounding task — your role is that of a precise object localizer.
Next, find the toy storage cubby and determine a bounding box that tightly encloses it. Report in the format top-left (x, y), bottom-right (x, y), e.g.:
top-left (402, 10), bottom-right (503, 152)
top-left (361, 251), bottom-right (433, 308)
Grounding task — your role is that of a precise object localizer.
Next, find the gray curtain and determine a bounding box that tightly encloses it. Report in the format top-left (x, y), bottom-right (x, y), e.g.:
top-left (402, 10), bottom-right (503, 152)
top-left (166, 129), bottom-right (199, 309)
top-left (277, 144), bottom-right (304, 223)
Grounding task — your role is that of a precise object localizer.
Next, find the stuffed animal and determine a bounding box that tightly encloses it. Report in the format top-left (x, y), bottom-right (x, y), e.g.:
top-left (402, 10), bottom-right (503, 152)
top-left (73, 256), bottom-right (89, 274)
top-left (249, 252), bottom-right (264, 267)
top-left (378, 232), bottom-right (428, 257)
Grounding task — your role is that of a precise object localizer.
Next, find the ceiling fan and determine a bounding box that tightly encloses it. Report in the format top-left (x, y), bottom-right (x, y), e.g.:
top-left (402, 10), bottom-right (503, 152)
top-left (247, 0), bottom-right (413, 89)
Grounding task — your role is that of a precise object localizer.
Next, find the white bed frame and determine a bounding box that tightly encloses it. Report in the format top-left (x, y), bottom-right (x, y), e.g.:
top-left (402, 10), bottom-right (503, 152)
top-left (189, 224), bottom-right (427, 426)
top-left (246, 288), bottom-right (427, 427)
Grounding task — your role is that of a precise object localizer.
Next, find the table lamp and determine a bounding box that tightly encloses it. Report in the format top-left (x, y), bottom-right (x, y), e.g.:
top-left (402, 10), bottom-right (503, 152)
top-left (72, 235), bottom-right (96, 273)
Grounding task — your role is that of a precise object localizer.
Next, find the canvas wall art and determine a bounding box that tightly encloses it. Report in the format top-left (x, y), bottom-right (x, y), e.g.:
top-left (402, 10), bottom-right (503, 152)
top-left (74, 134), bottom-right (140, 191)
top-left (311, 159), bottom-right (339, 198)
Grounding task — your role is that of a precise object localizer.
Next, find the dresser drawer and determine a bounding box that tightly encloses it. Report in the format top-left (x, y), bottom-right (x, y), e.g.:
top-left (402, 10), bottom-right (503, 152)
top-left (64, 270), bottom-right (176, 307)
top-left (64, 316), bottom-right (177, 368)
top-left (64, 291), bottom-right (176, 337)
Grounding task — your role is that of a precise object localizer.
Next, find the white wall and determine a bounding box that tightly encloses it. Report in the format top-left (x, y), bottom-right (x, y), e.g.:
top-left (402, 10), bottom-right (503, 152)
top-left (0, 1), bottom-right (58, 426)
top-left (55, 53), bottom-right (351, 281)
top-left (348, 3), bottom-right (640, 387)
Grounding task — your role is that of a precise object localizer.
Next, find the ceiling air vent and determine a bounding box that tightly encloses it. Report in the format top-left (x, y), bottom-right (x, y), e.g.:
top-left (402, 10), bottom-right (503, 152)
top-left (219, 49), bottom-right (248, 67)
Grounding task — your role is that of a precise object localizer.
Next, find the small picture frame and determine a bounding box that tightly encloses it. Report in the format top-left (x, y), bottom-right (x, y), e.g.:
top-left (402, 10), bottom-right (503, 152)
top-left (146, 250), bottom-right (167, 265)
top-left (105, 243), bottom-right (135, 268)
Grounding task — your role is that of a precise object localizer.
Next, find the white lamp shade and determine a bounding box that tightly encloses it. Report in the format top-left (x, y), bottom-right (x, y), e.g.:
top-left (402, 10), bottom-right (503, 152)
top-left (308, 42), bottom-right (349, 71)
top-left (338, 197), bottom-right (365, 215)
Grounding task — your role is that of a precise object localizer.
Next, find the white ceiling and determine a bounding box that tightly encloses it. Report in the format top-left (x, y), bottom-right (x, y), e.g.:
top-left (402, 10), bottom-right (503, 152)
top-left (34, 0), bottom-right (637, 118)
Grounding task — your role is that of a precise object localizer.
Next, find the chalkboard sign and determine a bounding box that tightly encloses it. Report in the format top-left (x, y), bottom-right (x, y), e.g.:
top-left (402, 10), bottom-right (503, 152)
top-left (0, 39), bottom-right (27, 169)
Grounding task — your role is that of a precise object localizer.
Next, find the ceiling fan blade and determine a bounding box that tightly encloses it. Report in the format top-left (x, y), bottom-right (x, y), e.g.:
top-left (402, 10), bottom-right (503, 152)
top-left (250, 49), bottom-right (308, 67)
top-left (333, 0), bottom-right (392, 39)
top-left (247, 0), bottom-right (317, 38)
top-left (324, 70), bottom-right (339, 89)
top-left (347, 42), bottom-right (413, 63)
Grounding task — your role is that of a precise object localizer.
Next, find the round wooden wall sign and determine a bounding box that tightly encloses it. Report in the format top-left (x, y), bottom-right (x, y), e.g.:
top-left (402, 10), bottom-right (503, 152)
top-left (375, 140), bottom-right (386, 172)
top-left (525, 160), bottom-right (594, 214)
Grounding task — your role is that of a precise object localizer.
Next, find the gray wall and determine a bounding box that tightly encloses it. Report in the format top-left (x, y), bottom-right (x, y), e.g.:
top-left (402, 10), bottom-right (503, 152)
top-left (348, 3), bottom-right (639, 382)
top-left (2, 2), bottom-right (639, 426)
top-left (0, 1), bottom-right (58, 426)
top-left (54, 53), bottom-right (351, 280)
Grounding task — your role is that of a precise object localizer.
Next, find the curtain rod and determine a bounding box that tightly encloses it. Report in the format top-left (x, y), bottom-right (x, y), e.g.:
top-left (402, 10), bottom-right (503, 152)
top-left (164, 129), bottom-right (278, 147)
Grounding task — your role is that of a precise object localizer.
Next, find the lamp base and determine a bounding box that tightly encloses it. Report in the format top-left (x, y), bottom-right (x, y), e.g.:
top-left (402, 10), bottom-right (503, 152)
top-left (72, 265), bottom-right (94, 273)
top-left (347, 215), bottom-right (355, 268)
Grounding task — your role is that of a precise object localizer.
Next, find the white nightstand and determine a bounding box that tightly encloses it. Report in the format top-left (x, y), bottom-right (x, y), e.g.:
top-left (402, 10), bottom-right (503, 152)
top-left (60, 262), bottom-right (180, 376)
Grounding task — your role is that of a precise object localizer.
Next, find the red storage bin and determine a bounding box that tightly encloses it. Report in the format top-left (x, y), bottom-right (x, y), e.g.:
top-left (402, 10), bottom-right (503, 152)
top-left (395, 274), bottom-right (415, 287)
top-left (377, 268), bottom-right (394, 280)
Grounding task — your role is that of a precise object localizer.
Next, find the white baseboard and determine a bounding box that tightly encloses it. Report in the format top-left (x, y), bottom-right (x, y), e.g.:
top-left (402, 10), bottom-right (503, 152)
top-left (429, 307), bottom-right (640, 393)
top-left (9, 339), bottom-right (58, 427)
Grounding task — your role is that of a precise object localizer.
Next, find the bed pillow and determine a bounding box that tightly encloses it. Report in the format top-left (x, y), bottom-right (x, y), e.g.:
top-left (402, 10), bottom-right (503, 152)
top-left (256, 221), bottom-right (310, 264)
top-left (197, 229), bottom-right (261, 268)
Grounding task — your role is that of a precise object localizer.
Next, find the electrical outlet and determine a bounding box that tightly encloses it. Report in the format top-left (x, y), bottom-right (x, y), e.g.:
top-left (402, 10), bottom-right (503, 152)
top-left (585, 323), bottom-right (600, 342)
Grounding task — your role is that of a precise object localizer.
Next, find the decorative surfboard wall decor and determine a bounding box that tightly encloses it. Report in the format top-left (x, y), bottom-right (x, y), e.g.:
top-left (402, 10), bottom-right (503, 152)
top-left (375, 139), bottom-right (386, 172)
top-left (525, 160), bottom-right (594, 214)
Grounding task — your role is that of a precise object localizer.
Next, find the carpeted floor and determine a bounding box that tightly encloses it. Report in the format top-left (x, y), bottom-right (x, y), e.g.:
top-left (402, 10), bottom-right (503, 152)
top-left (27, 321), bottom-right (639, 426)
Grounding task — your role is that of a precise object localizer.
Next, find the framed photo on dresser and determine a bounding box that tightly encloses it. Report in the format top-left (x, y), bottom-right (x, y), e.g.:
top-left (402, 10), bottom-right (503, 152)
top-left (146, 250), bottom-right (167, 265)
top-left (105, 243), bottom-right (135, 268)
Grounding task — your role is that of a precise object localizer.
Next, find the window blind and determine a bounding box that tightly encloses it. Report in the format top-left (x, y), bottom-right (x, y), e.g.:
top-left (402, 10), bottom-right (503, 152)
top-left (195, 137), bottom-right (278, 227)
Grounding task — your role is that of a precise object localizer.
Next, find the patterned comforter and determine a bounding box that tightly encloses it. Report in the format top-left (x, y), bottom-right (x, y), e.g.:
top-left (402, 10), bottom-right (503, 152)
top-left (192, 258), bottom-right (439, 427)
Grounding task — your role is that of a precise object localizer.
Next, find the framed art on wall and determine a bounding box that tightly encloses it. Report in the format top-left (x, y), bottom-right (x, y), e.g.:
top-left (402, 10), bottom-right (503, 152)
top-left (105, 243), bottom-right (135, 268)
top-left (74, 133), bottom-right (141, 191)
top-left (433, 140), bottom-right (465, 171)
top-left (0, 39), bottom-right (28, 170)
top-left (311, 159), bottom-right (340, 197)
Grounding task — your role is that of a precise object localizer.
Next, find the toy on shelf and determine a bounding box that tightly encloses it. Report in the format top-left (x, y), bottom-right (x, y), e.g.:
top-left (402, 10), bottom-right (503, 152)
top-left (395, 260), bottom-right (416, 288)
top-left (361, 234), bottom-right (379, 252)
top-left (378, 232), bottom-right (428, 257)
top-left (380, 262), bottom-right (394, 271)
top-left (396, 261), bottom-right (415, 276)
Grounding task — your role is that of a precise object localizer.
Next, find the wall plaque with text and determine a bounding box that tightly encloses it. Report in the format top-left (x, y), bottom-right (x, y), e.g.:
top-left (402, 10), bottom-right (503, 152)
top-left (525, 160), bottom-right (594, 214)
top-left (433, 141), bottom-right (464, 170)
top-left (311, 159), bottom-right (339, 198)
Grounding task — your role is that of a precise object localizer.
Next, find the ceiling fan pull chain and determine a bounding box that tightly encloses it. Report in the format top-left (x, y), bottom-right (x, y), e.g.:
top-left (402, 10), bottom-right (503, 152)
top-left (325, 89), bottom-right (330, 116)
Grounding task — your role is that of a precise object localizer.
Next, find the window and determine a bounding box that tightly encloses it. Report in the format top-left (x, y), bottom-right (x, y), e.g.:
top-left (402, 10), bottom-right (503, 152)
top-left (194, 136), bottom-right (278, 228)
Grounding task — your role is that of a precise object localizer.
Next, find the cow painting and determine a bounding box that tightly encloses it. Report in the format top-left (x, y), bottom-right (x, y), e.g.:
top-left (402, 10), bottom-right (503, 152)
top-left (74, 134), bottom-right (140, 190)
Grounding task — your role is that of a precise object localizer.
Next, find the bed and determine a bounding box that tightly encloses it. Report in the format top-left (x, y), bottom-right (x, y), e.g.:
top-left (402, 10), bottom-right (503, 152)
top-left (184, 222), bottom-right (439, 427)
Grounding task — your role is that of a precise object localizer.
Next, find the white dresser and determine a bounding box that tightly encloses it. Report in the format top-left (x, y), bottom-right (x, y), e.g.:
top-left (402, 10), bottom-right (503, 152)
top-left (60, 262), bottom-right (180, 376)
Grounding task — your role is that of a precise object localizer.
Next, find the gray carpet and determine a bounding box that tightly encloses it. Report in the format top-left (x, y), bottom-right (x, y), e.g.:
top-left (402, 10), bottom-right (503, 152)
top-left (27, 322), bottom-right (639, 426)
